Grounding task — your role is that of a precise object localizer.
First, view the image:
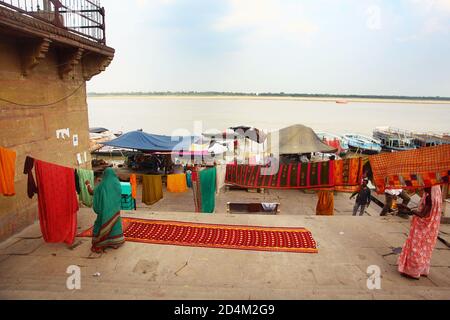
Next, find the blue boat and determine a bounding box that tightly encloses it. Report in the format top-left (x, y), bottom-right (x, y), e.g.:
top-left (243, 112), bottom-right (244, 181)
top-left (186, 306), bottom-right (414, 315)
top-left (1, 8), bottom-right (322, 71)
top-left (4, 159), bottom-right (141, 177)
top-left (342, 133), bottom-right (382, 154)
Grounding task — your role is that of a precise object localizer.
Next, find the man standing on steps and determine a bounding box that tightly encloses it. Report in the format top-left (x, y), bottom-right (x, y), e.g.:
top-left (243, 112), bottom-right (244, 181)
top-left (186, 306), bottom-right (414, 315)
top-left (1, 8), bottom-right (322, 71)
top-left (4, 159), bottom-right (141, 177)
top-left (350, 178), bottom-right (371, 216)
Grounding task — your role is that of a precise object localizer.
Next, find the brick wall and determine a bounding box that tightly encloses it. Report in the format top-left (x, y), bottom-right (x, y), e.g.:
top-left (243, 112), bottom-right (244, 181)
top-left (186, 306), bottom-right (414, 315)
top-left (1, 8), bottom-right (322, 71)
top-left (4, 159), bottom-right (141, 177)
top-left (0, 33), bottom-right (92, 241)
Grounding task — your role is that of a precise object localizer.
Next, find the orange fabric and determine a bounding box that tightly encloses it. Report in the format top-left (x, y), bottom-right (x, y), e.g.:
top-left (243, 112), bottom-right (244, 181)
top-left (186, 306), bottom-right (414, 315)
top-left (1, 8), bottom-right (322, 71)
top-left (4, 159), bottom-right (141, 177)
top-left (316, 191), bottom-right (334, 215)
top-left (369, 145), bottom-right (450, 193)
top-left (0, 147), bottom-right (16, 196)
top-left (334, 157), bottom-right (363, 193)
top-left (167, 173), bottom-right (188, 192)
top-left (129, 174), bottom-right (137, 199)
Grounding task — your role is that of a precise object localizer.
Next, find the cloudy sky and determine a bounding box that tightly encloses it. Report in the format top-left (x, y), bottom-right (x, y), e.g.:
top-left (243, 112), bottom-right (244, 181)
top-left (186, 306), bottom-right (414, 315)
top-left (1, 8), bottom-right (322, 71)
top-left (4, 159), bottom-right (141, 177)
top-left (88, 0), bottom-right (450, 96)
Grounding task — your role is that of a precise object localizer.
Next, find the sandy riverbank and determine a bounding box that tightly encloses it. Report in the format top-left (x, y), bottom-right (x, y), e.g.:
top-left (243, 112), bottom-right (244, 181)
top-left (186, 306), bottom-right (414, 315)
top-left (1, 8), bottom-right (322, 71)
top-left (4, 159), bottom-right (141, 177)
top-left (87, 95), bottom-right (450, 105)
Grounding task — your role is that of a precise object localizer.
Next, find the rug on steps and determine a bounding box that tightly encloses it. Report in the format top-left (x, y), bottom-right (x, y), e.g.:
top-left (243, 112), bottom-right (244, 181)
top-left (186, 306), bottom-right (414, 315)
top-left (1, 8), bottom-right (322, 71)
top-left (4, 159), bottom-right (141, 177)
top-left (77, 217), bottom-right (318, 253)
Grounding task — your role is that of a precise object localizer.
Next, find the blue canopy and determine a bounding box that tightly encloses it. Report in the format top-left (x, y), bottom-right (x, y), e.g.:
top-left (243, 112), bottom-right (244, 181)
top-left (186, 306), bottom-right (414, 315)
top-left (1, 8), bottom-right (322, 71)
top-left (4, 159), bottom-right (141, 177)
top-left (102, 130), bottom-right (199, 152)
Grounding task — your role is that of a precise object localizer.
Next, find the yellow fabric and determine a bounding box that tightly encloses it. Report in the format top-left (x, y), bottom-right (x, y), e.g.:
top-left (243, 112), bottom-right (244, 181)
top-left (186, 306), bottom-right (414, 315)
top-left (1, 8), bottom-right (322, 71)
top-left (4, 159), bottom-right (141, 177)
top-left (0, 147), bottom-right (16, 196)
top-left (167, 173), bottom-right (188, 193)
top-left (142, 175), bottom-right (163, 205)
top-left (316, 190), bottom-right (334, 215)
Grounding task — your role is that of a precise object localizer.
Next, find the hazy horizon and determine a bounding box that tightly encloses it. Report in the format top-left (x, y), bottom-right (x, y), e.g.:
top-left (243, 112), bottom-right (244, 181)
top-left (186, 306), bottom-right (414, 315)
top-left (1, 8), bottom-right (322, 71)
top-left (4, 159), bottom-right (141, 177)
top-left (86, 90), bottom-right (450, 99)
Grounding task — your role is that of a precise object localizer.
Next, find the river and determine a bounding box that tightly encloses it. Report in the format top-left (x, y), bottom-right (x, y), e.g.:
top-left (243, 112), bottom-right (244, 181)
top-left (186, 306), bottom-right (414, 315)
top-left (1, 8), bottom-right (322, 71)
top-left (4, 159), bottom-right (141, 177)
top-left (87, 97), bottom-right (450, 136)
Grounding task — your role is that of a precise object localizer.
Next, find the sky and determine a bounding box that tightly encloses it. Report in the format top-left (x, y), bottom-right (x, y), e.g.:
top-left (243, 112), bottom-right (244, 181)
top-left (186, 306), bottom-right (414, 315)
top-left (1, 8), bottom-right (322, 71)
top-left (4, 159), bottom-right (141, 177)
top-left (88, 0), bottom-right (450, 96)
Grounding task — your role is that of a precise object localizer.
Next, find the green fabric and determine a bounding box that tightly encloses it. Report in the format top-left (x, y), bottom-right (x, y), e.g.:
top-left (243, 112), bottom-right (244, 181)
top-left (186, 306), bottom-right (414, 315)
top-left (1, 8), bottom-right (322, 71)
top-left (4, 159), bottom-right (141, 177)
top-left (92, 168), bottom-right (122, 236)
top-left (77, 168), bottom-right (94, 207)
top-left (120, 182), bottom-right (132, 195)
top-left (200, 168), bottom-right (216, 213)
top-left (120, 182), bottom-right (135, 210)
top-left (142, 175), bottom-right (163, 205)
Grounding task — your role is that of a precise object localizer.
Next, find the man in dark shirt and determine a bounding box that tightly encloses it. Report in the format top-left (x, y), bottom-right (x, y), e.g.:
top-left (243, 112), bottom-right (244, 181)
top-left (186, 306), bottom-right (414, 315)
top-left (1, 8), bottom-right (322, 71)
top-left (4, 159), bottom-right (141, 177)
top-left (350, 178), bottom-right (371, 216)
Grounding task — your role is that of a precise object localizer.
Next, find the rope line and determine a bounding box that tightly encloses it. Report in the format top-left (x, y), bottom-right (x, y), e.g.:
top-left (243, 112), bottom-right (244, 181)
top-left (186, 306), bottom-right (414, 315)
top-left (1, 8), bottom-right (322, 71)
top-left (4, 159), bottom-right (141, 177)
top-left (0, 81), bottom-right (84, 107)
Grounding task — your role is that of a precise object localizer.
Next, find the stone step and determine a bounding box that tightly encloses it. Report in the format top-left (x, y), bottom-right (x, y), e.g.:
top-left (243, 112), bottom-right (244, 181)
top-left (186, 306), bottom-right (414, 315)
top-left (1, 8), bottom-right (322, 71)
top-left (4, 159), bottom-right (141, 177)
top-left (1, 274), bottom-right (449, 300)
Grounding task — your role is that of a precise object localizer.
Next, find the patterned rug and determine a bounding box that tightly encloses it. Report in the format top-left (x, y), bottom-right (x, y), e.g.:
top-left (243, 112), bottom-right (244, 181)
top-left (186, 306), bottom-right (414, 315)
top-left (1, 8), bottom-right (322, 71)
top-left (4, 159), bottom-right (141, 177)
top-left (369, 145), bottom-right (450, 193)
top-left (334, 157), bottom-right (364, 192)
top-left (225, 162), bottom-right (334, 189)
top-left (78, 217), bottom-right (318, 253)
top-left (225, 158), bottom-right (364, 192)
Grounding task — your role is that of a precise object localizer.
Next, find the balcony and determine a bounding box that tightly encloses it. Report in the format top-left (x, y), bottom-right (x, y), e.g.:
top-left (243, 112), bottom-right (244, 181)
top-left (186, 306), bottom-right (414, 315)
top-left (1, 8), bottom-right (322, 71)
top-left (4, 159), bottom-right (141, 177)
top-left (0, 0), bottom-right (106, 44)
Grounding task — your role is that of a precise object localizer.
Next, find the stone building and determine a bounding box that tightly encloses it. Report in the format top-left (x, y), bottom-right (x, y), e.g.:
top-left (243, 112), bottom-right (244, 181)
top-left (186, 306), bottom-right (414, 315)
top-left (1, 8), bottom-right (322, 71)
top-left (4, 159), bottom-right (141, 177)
top-left (0, 0), bottom-right (114, 241)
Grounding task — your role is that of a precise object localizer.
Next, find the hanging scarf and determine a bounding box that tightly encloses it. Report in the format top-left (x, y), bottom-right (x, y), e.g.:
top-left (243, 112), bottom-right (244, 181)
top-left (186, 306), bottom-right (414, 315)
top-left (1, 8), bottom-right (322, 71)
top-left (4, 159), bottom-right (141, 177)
top-left (24, 158), bottom-right (78, 244)
top-left (199, 167), bottom-right (216, 213)
top-left (76, 168), bottom-right (94, 207)
top-left (0, 146), bottom-right (16, 196)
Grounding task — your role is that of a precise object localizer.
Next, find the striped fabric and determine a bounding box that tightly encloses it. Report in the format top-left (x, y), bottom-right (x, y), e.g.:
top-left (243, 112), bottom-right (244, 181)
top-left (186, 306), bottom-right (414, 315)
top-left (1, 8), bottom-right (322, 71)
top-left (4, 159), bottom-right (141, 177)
top-left (225, 161), bottom-right (335, 189)
top-left (225, 158), bottom-right (365, 191)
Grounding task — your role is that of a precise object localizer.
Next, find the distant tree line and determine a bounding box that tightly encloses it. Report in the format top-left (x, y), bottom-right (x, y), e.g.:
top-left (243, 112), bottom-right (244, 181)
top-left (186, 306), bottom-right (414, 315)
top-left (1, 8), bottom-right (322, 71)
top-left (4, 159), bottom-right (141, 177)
top-left (87, 91), bottom-right (450, 101)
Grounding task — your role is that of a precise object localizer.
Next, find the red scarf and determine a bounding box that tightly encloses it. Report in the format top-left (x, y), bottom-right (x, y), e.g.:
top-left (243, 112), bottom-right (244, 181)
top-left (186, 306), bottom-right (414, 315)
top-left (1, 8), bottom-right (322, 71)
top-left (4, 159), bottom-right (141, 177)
top-left (25, 157), bottom-right (78, 244)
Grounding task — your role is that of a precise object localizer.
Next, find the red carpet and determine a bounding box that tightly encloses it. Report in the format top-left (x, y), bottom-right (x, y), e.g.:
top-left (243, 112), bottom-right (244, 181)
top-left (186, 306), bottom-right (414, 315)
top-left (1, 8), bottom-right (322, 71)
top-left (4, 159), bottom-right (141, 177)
top-left (78, 217), bottom-right (318, 253)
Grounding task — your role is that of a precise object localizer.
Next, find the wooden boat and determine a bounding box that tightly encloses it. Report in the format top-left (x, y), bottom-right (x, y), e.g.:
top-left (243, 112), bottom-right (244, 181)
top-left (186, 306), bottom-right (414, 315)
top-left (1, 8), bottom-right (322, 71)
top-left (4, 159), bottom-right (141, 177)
top-left (315, 132), bottom-right (349, 153)
top-left (336, 100), bottom-right (348, 104)
top-left (412, 132), bottom-right (450, 148)
top-left (373, 127), bottom-right (416, 151)
top-left (342, 133), bottom-right (382, 154)
top-left (372, 126), bottom-right (450, 150)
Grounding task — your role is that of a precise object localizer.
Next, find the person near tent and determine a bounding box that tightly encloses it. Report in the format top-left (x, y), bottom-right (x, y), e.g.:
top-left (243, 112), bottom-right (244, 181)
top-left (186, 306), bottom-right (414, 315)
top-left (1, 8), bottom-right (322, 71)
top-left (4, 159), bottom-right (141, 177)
top-left (85, 168), bottom-right (125, 253)
top-left (397, 186), bottom-right (442, 279)
top-left (350, 178), bottom-right (371, 216)
top-left (380, 188), bottom-right (410, 216)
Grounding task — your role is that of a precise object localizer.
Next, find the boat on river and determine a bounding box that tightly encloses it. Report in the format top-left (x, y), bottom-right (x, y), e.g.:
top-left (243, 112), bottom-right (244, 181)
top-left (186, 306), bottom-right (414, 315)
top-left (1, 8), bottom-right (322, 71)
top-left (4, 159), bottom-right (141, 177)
top-left (316, 132), bottom-right (349, 154)
top-left (411, 132), bottom-right (450, 148)
top-left (342, 133), bottom-right (382, 154)
top-left (373, 127), bottom-right (416, 151)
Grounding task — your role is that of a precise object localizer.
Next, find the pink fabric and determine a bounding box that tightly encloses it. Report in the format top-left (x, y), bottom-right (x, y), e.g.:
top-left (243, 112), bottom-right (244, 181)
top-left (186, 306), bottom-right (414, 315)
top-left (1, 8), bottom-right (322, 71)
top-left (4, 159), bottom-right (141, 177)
top-left (398, 186), bottom-right (442, 278)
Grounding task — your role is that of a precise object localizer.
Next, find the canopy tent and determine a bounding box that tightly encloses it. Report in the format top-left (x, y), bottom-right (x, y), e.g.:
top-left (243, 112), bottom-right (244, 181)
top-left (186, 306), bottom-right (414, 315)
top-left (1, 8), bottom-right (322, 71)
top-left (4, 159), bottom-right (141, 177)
top-left (201, 129), bottom-right (238, 141)
top-left (101, 130), bottom-right (199, 152)
top-left (89, 127), bottom-right (109, 134)
top-left (229, 126), bottom-right (267, 143)
top-left (201, 126), bottom-right (267, 144)
top-left (267, 124), bottom-right (338, 155)
top-left (208, 141), bottom-right (230, 154)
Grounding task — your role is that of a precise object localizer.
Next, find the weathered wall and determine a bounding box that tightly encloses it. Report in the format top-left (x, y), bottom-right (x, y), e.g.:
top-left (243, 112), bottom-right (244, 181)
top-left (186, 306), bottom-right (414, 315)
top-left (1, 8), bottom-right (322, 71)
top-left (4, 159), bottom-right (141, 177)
top-left (0, 33), bottom-right (92, 241)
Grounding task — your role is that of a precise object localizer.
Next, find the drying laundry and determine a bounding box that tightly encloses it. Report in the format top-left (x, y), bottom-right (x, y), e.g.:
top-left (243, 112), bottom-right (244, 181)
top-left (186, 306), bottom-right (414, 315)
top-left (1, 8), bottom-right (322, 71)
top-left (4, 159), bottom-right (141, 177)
top-left (167, 173), bottom-right (188, 192)
top-left (75, 168), bottom-right (94, 207)
top-left (0, 146), bottom-right (16, 196)
top-left (24, 157), bottom-right (78, 244)
top-left (142, 174), bottom-right (163, 205)
top-left (369, 144), bottom-right (450, 193)
top-left (225, 161), bottom-right (335, 189)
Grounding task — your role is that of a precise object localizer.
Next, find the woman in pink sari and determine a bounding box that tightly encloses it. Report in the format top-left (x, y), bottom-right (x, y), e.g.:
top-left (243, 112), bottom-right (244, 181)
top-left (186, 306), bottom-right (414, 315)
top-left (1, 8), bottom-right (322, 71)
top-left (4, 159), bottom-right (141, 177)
top-left (397, 186), bottom-right (442, 279)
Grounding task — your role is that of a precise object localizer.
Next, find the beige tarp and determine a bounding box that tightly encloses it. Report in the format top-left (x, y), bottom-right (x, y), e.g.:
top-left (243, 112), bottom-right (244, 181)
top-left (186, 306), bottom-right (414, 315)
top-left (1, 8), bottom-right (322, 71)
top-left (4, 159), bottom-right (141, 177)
top-left (267, 124), bottom-right (338, 154)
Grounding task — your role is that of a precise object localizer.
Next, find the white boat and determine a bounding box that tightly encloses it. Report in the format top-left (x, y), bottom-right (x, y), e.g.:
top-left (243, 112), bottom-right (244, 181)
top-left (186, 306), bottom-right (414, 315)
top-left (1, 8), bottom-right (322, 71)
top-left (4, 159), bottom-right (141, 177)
top-left (373, 127), bottom-right (416, 151)
top-left (342, 133), bottom-right (382, 154)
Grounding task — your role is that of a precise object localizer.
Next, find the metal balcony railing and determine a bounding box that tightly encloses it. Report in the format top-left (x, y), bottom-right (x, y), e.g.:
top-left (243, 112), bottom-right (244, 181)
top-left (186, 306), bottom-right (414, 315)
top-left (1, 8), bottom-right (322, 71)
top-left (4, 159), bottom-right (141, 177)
top-left (0, 0), bottom-right (106, 44)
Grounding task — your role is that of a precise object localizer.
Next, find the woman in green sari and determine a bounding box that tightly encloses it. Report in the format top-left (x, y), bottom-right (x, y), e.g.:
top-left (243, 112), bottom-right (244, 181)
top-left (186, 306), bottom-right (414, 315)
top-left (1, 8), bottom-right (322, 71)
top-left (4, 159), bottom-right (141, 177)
top-left (86, 168), bottom-right (125, 253)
